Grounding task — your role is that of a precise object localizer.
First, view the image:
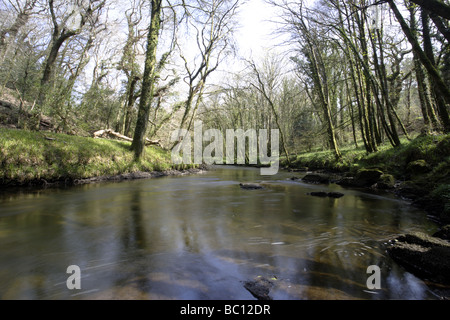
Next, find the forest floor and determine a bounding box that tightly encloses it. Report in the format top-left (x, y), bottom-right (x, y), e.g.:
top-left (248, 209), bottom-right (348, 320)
top-left (0, 127), bottom-right (200, 188)
top-left (281, 133), bottom-right (450, 225)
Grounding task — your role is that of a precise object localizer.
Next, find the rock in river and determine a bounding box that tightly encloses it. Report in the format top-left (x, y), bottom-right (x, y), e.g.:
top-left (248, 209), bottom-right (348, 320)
top-left (387, 232), bottom-right (450, 285)
top-left (302, 174), bottom-right (330, 184)
top-left (239, 183), bottom-right (264, 190)
top-left (243, 276), bottom-right (275, 300)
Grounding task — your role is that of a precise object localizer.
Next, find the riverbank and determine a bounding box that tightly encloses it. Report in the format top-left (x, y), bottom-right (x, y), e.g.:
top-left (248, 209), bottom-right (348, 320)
top-left (281, 134), bottom-right (450, 225)
top-left (0, 127), bottom-right (201, 188)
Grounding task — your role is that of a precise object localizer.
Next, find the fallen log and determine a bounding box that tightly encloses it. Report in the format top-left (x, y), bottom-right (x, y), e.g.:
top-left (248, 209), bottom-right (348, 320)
top-left (92, 129), bottom-right (161, 147)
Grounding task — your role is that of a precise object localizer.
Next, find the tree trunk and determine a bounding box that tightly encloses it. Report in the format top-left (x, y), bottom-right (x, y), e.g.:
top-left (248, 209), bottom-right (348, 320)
top-left (372, 28), bottom-right (401, 146)
top-left (0, 10), bottom-right (31, 63)
top-left (131, 0), bottom-right (162, 159)
top-left (337, 2), bottom-right (375, 152)
top-left (124, 75), bottom-right (140, 137)
top-left (354, 9), bottom-right (378, 151)
top-left (429, 12), bottom-right (450, 44)
top-left (308, 46), bottom-right (341, 160)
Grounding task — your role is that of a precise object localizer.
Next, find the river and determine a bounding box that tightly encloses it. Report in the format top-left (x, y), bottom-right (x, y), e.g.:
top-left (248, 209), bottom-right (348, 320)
top-left (0, 166), bottom-right (444, 299)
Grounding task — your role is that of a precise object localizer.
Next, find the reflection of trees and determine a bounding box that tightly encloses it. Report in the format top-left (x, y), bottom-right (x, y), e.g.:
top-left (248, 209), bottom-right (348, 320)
top-left (181, 221), bottom-right (199, 253)
top-left (121, 190), bottom-right (146, 251)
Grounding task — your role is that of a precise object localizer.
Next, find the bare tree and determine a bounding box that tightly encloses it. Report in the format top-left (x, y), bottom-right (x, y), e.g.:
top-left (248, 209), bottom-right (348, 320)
top-left (0, 0), bottom-right (39, 63)
top-left (175, 0), bottom-right (239, 137)
top-left (35, 0), bottom-right (106, 129)
top-left (278, 1), bottom-right (341, 159)
top-left (116, 0), bottom-right (147, 136)
top-left (247, 56), bottom-right (292, 163)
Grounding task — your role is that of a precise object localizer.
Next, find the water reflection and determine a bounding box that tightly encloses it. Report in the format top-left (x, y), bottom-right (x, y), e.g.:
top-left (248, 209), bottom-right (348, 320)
top-left (0, 166), bottom-right (446, 299)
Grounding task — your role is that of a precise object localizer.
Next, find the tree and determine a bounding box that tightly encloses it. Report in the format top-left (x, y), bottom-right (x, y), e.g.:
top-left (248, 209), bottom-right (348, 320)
top-left (388, 0), bottom-right (450, 132)
top-left (116, 0), bottom-right (146, 136)
top-left (408, 3), bottom-right (439, 132)
top-left (131, 0), bottom-right (163, 159)
top-left (280, 1), bottom-right (341, 159)
top-left (36, 0), bottom-right (106, 130)
top-left (173, 0), bottom-right (239, 149)
top-left (247, 56), bottom-right (292, 163)
top-left (0, 0), bottom-right (38, 63)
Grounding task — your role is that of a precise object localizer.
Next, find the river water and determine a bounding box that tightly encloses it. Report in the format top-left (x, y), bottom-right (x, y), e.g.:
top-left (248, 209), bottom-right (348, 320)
top-left (0, 166), bottom-right (445, 300)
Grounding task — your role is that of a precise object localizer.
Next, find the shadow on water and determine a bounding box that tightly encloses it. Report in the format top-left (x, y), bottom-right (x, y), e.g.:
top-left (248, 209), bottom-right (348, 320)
top-left (0, 165), bottom-right (446, 300)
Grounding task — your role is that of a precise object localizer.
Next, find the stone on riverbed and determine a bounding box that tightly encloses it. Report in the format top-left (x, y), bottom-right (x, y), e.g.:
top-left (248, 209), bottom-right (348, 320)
top-left (243, 276), bottom-right (275, 300)
top-left (387, 231), bottom-right (450, 284)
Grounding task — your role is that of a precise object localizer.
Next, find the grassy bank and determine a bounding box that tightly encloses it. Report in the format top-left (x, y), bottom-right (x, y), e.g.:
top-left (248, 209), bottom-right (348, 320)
top-left (0, 127), bottom-right (183, 186)
top-left (282, 134), bottom-right (450, 223)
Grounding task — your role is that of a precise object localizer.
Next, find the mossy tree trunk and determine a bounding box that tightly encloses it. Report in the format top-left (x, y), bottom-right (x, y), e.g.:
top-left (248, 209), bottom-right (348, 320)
top-left (304, 36), bottom-right (341, 159)
top-left (131, 0), bottom-right (162, 160)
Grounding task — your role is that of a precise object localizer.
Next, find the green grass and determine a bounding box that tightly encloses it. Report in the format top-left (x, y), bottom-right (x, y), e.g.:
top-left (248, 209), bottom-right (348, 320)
top-left (0, 128), bottom-right (183, 185)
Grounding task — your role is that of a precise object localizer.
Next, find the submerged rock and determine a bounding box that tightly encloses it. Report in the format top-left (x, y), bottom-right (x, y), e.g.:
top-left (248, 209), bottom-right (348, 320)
top-left (307, 191), bottom-right (344, 198)
top-left (239, 183), bottom-right (264, 190)
top-left (387, 232), bottom-right (450, 284)
top-left (308, 191), bottom-right (328, 197)
top-left (327, 192), bottom-right (345, 198)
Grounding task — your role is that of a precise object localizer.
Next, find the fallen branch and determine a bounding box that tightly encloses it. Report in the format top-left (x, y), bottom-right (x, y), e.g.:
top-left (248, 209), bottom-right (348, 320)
top-left (92, 129), bottom-right (161, 147)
